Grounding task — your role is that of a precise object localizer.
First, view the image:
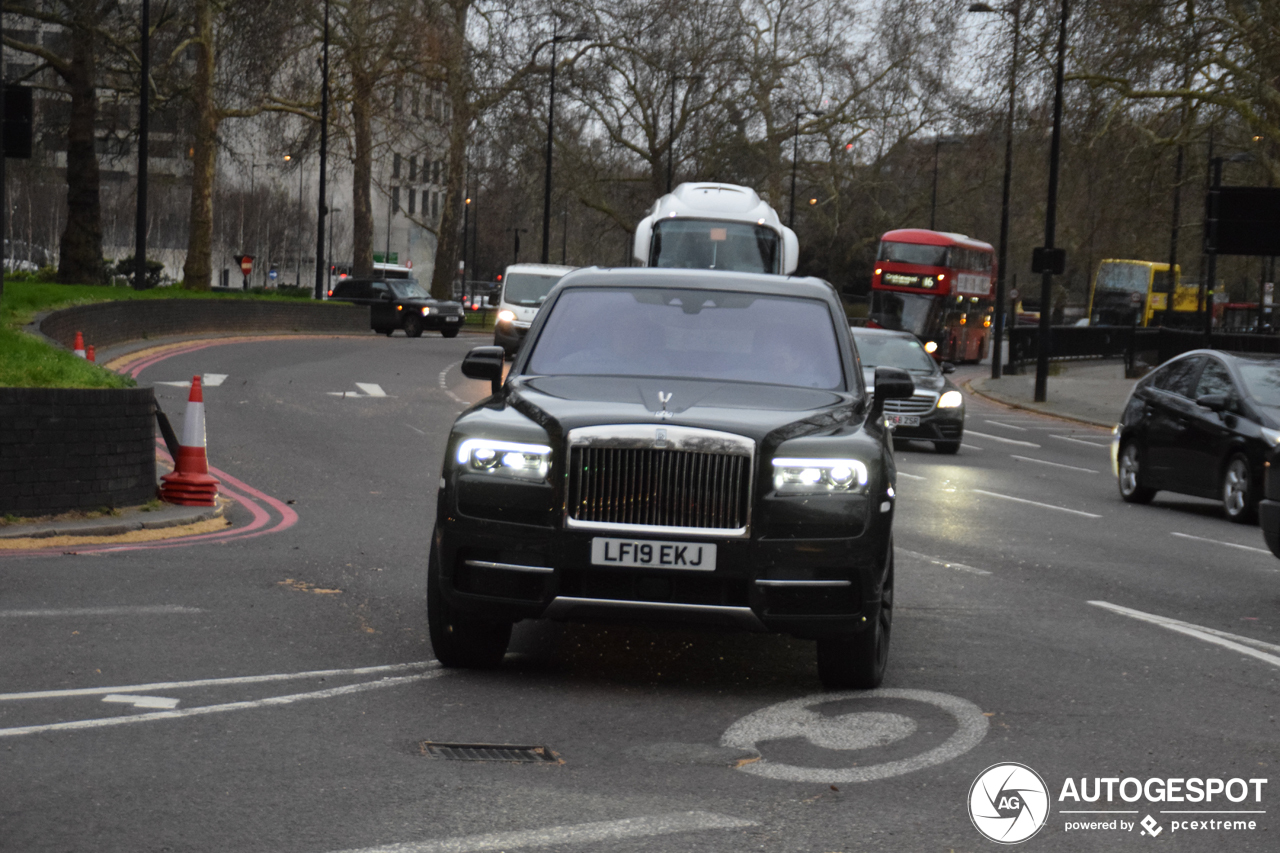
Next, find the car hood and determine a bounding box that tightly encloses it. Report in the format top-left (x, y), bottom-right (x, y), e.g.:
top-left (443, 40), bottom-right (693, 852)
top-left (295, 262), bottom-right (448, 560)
top-left (403, 298), bottom-right (463, 310)
top-left (508, 375), bottom-right (863, 444)
top-left (862, 368), bottom-right (944, 394)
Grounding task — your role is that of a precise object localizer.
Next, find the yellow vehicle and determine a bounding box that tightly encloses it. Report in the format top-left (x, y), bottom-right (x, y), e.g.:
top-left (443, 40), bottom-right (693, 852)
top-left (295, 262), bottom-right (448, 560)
top-left (1087, 260), bottom-right (1200, 327)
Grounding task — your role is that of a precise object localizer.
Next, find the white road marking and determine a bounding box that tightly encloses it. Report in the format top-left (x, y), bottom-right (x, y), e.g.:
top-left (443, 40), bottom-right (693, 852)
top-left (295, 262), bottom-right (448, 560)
top-left (897, 471), bottom-right (927, 481)
top-left (898, 548), bottom-right (992, 576)
top-left (963, 430), bottom-right (1041, 448)
top-left (1171, 531), bottom-right (1274, 558)
top-left (984, 420), bottom-right (1027, 431)
top-left (438, 362), bottom-right (470, 404)
top-left (405, 424), bottom-right (426, 435)
top-left (1051, 434), bottom-right (1111, 448)
top-left (355, 382), bottom-right (386, 397)
top-left (971, 488), bottom-right (1102, 518)
top-left (1089, 601), bottom-right (1280, 669)
top-left (0, 671), bottom-right (444, 738)
top-left (1010, 455), bottom-right (1099, 474)
top-left (0, 605), bottom-right (203, 618)
top-left (325, 812), bottom-right (756, 853)
top-left (154, 374), bottom-right (227, 388)
top-left (721, 689), bottom-right (988, 784)
top-left (961, 442), bottom-right (984, 451)
top-left (102, 694), bottom-right (181, 710)
top-left (0, 660), bottom-right (437, 702)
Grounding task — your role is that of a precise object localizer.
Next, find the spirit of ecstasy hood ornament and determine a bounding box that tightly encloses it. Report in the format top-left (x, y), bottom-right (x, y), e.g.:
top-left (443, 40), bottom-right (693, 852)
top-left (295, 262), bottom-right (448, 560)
top-left (657, 391), bottom-right (674, 419)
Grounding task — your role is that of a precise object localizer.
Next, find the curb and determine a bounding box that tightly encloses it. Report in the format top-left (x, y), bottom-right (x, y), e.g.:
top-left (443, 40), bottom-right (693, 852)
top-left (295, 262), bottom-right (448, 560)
top-left (0, 499), bottom-right (226, 541)
top-left (964, 379), bottom-right (1117, 430)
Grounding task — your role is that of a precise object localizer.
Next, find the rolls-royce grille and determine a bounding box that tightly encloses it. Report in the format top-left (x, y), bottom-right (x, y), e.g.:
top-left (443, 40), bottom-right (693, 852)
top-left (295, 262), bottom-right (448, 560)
top-left (568, 447), bottom-right (750, 530)
top-left (884, 394), bottom-right (937, 415)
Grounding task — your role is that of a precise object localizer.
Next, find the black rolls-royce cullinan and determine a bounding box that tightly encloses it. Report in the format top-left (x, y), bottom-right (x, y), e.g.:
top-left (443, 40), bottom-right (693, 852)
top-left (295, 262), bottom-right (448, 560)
top-left (431, 267), bottom-right (914, 689)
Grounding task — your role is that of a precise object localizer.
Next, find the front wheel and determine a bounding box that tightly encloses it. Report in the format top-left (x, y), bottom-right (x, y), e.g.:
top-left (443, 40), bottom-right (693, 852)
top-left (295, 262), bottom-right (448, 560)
top-left (427, 542), bottom-right (512, 669)
top-left (1117, 440), bottom-right (1156, 504)
top-left (816, 546), bottom-right (893, 690)
top-left (441, 327), bottom-right (460, 338)
top-left (404, 315), bottom-right (424, 338)
top-left (1222, 454), bottom-right (1258, 524)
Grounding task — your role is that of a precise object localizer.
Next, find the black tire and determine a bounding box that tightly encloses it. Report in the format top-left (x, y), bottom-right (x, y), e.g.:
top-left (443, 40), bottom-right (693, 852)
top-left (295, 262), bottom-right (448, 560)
top-left (404, 315), bottom-right (424, 338)
top-left (816, 545), bottom-right (893, 690)
top-left (441, 327), bottom-right (460, 338)
top-left (427, 542), bottom-right (512, 669)
top-left (1222, 453), bottom-right (1258, 524)
top-left (934, 439), bottom-right (961, 454)
top-left (1117, 440), bottom-right (1156, 504)
top-left (375, 327), bottom-right (393, 336)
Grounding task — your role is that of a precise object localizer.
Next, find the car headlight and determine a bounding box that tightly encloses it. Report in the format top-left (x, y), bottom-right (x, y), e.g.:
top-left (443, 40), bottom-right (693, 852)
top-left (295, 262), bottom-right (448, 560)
top-left (1262, 427), bottom-right (1280, 447)
top-left (937, 390), bottom-right (963, 408)
top-left (456, 438), bottom-right (551, 481)
top-left (772, 457), bottom-right (869, 495)
top-left (497, 310), bottom-right (515, 323)
top-left (421, 306), bottom-right (431, 316)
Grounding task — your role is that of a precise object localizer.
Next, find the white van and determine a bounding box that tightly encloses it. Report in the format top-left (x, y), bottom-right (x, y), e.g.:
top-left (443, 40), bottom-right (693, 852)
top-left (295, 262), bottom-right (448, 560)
top-left (493, 263), bottom-right (576, 357)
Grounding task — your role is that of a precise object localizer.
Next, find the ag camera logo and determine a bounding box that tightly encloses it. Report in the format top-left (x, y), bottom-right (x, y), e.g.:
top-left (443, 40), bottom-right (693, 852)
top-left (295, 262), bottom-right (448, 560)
top-left (969, 763), bottom-right (1051, 844)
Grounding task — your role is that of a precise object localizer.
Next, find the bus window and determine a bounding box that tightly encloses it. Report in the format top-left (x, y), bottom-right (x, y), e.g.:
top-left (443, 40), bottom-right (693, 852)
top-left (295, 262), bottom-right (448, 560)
top-left (871, 290), bottom-right (936, 338)
top-left (877, 242), bottom-right (948, 267)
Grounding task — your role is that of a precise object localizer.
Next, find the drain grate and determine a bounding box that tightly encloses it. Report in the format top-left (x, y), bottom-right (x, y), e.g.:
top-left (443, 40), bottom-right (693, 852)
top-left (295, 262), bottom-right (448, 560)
top-left (418, 741), bottom-right (560, 763)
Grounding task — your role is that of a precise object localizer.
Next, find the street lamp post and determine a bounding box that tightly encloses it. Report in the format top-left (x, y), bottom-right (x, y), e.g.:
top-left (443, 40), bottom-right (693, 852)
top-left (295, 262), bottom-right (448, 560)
top-left (790, 109), bottom-right (824, 228)
top-left (1204, 151), bottom-right (1256, 335)
top-left (135, 0), bottom-right (150, 289)
top-left (313, 0), bottom-right (330, 300)
top-left (969, 1), bottom-right (1023, 379)
top-left (1033, 0), bottom-right (1070, 404)
top-left (284, 154), bottom-right (304, 287)
top-left (539, 24), bottom-right (589, 264)
top-left (509, 227), bottom-right (528, 265)
top-left (327, 205), bottom-right (339, 295)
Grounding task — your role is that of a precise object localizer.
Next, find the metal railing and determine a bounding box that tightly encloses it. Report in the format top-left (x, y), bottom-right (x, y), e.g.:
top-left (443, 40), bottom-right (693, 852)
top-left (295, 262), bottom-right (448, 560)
top-left (1006, 325), bottom-right (1280, 374)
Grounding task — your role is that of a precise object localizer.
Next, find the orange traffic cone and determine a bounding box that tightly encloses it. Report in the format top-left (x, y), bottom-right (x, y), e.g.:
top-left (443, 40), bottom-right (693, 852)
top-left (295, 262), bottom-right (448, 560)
top-left (159, 376), bottom-right (220, 506)
top-left (73, 331), bottom-right (86, 358)
top-left (86, 345), bottom-right (96, 362)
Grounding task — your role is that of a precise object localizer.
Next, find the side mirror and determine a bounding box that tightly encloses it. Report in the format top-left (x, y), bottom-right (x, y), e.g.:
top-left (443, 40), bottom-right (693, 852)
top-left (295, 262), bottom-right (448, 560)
top-left (632, 214), bottom-right (654, 265)
top-left (487, 293), bottom-right (499, 306)
top-left (1195, 392), bottom-right (1229, 412)
top-left (378, 291), bottom-right (392, 301)
top-left (872, 366), bottom-right (914, 411)
top-left (462, 346), bottom-right (506, 395)
top-left (941, 362), bottom-right (957, 374)
top-left (780, 226), bottom-right (800, 274)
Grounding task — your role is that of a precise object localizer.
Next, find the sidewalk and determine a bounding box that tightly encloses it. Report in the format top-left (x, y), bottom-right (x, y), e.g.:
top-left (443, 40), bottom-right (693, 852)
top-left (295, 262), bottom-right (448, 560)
top-left (0, 500), bottom-right (224, 543)
top-left (967, 359), bottom-right (1139, 428)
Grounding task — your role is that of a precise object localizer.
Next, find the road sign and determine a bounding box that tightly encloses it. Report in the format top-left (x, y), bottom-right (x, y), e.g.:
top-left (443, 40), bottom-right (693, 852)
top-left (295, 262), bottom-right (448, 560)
top-left (268, 269), bottom-right (278, 281)
top-left (1009, 288), bottom-right (1020, 302)
top-left (1130, 291), bottom-right (1143, 306)
top-left (237, 255), bottom-right (254, 276)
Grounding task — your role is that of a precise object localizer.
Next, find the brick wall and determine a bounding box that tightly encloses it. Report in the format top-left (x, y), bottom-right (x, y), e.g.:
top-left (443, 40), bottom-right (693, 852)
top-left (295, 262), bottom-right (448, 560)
top-left (0, 387), bottom-right (157, 516)
top-left (39, 299), bottom-right (369, 350)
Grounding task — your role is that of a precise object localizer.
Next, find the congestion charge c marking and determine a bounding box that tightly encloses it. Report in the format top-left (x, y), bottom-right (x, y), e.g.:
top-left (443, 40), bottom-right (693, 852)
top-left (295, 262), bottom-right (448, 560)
top-left (720, 688), bottom-right (988, 784)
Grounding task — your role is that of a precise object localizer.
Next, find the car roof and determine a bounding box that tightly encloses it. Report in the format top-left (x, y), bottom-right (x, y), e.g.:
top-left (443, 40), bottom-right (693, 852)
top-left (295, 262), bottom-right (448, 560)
top-left (850, 326), bottom-right (916, 339)
top-left (504, 263), bottom-right (577, 275)
top-left (1171, 348), bottom-right (1280, 366)
top-left (554, 266), bottom-right (839, 301)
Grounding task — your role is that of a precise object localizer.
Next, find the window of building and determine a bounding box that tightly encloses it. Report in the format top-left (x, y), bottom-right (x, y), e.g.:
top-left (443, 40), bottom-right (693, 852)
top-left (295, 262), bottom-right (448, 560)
top-left (432, 160), bottom-right (441, 184)
top-left (393, 154), bottom-right (401, 179)
top-left (411, 90), bottom-right (419, 118)
top-left (393, 87), bottom-right (402, 113)
top-left (431, 191), bottom-right (439, 220)
top-left (409, 189), bottom-right (416, 215)
top-left (409, 156), bottom-right (417, 182)
top-left (392, 186), bottom-right (400, 213)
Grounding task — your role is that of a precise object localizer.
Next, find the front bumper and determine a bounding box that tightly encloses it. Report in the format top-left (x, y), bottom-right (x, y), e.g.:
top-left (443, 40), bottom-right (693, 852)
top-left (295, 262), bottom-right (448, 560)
top-left (435, 502), bottom-right (892, 640)
top-left (493, 320), bottom-right (530, 353)
top-left (889, 410), bottom-right (964, 442)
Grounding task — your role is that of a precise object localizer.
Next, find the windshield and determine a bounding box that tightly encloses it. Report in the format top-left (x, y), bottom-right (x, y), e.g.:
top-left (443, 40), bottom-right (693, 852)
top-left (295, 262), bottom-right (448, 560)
top-left (1238, 362), bottom-right (1280, 407)
top-left (528, 287), bottom-right (844, 389)
top-left (1095, 262), bottom-right (1150, 295)
top-left (650, 220), bottom-right (780, 274)
top-left (870, 291), bottom-right (936, 338)
top-left (503, 271), bottom-right (566, 307)
top-left (390, 280), bottom-right (430, 299)
top-left (853, 334), bottom-right (937, 374)
top-left (878, 241), bottom-right (948, 267)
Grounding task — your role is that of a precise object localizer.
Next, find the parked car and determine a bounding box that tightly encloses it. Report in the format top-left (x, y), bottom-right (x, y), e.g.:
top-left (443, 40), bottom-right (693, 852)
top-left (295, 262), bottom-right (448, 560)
top-left (328, 277), bottom-right (465, 337)
top-left (1112, 349), bottom-right (1280, 522)
top-left (851, 326), bottom-right (965, 453)
top-left (432, 267), bottom-right (914, 689)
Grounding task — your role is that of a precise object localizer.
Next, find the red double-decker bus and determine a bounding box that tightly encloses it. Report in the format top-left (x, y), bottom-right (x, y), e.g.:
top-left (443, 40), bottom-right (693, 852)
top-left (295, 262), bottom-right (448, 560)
top-left (867, 228), bottom-right (996, 363)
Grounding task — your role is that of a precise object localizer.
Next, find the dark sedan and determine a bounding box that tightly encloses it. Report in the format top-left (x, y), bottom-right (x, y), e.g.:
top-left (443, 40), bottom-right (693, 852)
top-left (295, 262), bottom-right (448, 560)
top-left (431, 268), bottom-right (914, 689)
top-left (1112, 349), bottom-right (1280, 522)
top-left (851, 326), bottom-right (965, 453)
top-left (328, 277), bottom-right (465, 337)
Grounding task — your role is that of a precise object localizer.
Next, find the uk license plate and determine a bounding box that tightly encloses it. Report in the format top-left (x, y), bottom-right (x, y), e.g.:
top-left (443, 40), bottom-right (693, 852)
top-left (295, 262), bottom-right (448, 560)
top-left (886, 414), bottom-right (920, 427)
top-left (590, 538), bottom-right (716, 571)
top-left (445, 315), bottom-right (461, 322)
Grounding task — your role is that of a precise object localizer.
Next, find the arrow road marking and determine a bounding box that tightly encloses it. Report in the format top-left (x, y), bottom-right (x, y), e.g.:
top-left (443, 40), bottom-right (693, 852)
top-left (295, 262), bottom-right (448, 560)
top-left (325, 812), bottom-right (757, 853)
top-left (327, 383), bottom-right (391, 398)
top-left (102, 694), bottom-right (181, 710)
top-left (1090, 601), bottom-right (1280, 669)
